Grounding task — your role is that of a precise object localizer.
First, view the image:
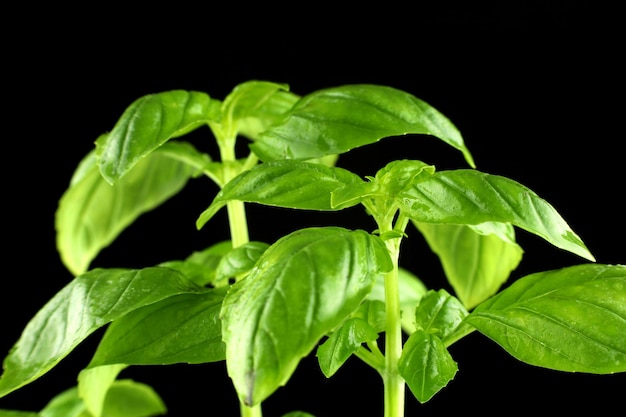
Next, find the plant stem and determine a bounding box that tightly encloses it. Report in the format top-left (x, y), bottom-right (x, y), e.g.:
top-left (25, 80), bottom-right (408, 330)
top-left (379, 212), bottom-right (411, 417)
top-left (240, 404), bottom-right (263, 417)
top-left (227, 200), bottom-right (249, 248)
top-left (382, 234), bottom-right (405, 417)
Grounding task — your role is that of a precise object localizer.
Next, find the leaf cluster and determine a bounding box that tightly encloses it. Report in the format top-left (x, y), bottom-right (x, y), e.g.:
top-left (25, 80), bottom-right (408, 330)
top-left (1, 81), bottom-right (624, 417)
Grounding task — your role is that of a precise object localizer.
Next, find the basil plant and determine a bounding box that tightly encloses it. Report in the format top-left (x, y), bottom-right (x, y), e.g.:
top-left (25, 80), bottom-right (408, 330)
top-left (1, 81), bottom-right (624, 417)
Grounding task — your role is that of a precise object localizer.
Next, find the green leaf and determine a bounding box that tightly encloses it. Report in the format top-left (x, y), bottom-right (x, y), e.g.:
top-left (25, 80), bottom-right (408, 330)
top-left (39, 381), bottom-right (167, 417)
top-left (56, 143), bottom-right (200, 276)
top-left (414, 221), bottom-right (524, 309)
top-left (159, 241), bottom-right (234, 286)
top-left (398, 330), bottom-right (458, 403)
top-left (466, 264), bottom-right (626, 373)
top-left (414, 290), bottom-right (469, 343)
top-left (221, 227), bottom-right (392, 406)
top-left (282, 412), bottom-right (316, 417)
top-left (0, 410), bottom-right (40, 417)
top-left (215, 241), bottom-right (270, 283)
top-left (95, 90), bottom-right (219, 183)
top-left (39, 387), bottom-right (87, 417)
top-left (0, 267), bottom-right (199, 397)
top-left (317, 318), bottom-right (379, 377)
top-left (218, 80), bottom-right (298, 141)
top-left (330, 160), bottom-right (435, 213)
top-left (78, 364), bottom-right (126, 417)
top-left (352, 300), bottom-right (387, 333)
top-left (251, 84), bottom-right (475, 167)
top-left (97, 379), bottom-right (166, 417)
top-left (196, 160), bottom-right (362, 229)
top-left (398, 169), bottom-right (595, 261)
top-left (88, 290), bottom-right (226, 367)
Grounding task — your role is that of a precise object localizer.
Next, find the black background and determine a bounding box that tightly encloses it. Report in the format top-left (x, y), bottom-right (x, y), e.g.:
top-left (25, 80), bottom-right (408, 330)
top-left (3, 2), bottom-right (624, 416)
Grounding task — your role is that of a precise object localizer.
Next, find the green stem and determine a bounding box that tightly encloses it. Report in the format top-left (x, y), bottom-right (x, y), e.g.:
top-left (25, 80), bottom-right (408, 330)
top-left (382, 236), bottom-right (404, 417)
top-left (240, 404), bottom-right (263, 417)
top-left (380, 212), bottom-right (409, 417)
top-left (227, 200), bottom-right (249, 248)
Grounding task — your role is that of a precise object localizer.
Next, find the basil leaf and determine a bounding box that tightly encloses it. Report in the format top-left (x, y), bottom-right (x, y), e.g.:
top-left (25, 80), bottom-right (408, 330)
top-left (221, 227), bottom-right (392, 406)
top-left (196, 160), bottom-right (362, 229)
top-left (56, 143), bottom-right (200, 275)
top-left (466, 264), bottom-right (626, 373)
top-left (399, 169), bottom-right (594, 261)
top-left (414, 221), bottom-right (524, 309)
top-left (88, 290), bottom-right (226, 367)
top-left (251, 84), bottom-right (474, 167)
top-left (0, 267), bottom-right (199, 397)
top-left (96, 90), bottom-right (219, 183)
top-left (398, 330), bottom-right (458, 403)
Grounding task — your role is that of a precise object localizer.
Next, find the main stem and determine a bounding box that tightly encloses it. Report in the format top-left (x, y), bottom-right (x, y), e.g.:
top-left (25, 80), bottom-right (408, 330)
top-left (383, 235), bottom-right (405, 417)
top-left (218, 140), bottom-right (259, 417)
top-left (380, 214), bottom-right (408, 417)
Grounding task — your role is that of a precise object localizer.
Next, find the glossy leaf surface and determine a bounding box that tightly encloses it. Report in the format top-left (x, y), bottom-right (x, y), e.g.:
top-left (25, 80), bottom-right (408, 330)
top-left (466, 264), bottom-right (626, 373)
top-left (317, 318), bottom-right (379, 377)
top-left (398, 169), bottom-right (594, 261)
top-left (251, 84), bottom-right (475, 167)
top-left (95, 90), bottom-right (219, 183)
top-left (218, 80), bottom-right (297, 141)
top-left (352, 300), bottom-right (387, 333)
top-left (196, 160), bottom-right (362, 229)
top-left (414, 290), bottom-right (469, 342)
top-left (215, 241), bottom-right (269, 283)
top-left (56, 143), bottom-right (200, 276)
top-left (414, 221), bottom-right (524, 309)
top-left (0, 268), bottom-right (198, 397)
top-left (89, 290), bottom-right (226, 367)
top-left (159, 241), bottom-right (233, 286)
top-left (221, 227), bottom-right (392, 406)
top-left (398, 331), bottom-right (458, 403)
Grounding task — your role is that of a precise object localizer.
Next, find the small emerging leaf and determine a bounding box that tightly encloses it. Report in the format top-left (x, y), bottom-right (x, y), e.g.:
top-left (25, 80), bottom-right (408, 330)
top-left (414, 289), bottom-right (469, 343)
top-left (466, 263), bottom-right (626, 374)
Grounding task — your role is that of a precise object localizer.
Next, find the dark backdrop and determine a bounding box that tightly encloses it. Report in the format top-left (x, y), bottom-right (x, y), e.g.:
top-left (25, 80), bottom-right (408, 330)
top-left (3, 2), bottom-right (624, 416)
